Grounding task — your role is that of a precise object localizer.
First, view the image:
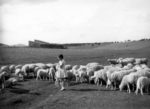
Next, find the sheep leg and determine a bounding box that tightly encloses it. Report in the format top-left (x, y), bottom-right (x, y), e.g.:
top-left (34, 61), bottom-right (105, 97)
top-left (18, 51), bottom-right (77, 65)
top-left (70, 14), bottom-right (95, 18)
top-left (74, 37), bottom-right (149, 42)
top-left (146, 86), bottom-right (149, 93)
top-left (132, 84), bottom-right (135, 91)
top-left (2, 83), bottom-right (5, 89)
top-left (127, 83), bottom-right (131, 93)
top-left (114, 82), bottom-right (117, 90)
top-left (140, 87), bottom-right (144, 95)
top-left (100, 80), bottom-right (103, 86)
top-left (97, 79), bottom-right (100, 86)
top-left (36, 76), bottom-right (39, 80)
top-left (135, 87), bottom-right (139, 95)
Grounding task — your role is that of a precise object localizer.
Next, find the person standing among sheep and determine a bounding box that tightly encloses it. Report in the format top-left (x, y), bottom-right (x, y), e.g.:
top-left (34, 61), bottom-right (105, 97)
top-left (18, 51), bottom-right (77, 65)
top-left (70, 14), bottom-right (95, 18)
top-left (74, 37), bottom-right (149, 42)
top-left (55, 54), bottom-right (68, 91)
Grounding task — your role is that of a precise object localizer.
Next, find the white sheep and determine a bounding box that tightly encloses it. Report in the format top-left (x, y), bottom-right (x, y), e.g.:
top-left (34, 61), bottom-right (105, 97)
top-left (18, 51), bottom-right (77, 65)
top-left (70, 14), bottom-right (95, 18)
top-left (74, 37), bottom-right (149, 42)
top-left (21, 64), bottom-right (29, 77)
top-left (15, 64), bottom-right (22, 69)
top-left (72, 65), bottom-right (80, 82)
top-left (77, 69), bottom-right (88, 83)
top-left (14, 68), bottom-right (25, 80)
top-left (0, 71), bottom-right (8, 90)
top-left (48, 67), bottom-right (55, 82)
top-left (135, 58), bottom-right (148, 65)
top-left (106, 66), bottom-right (122, 88)
top-left (110, 69), bottom-right (136, 89)
top-left (35, 63), bottom-right (47, 69)
top-left (91, 69), bottom-right (107, 86)
top-left (135, 76), bottom-right (150, 95)
top-left (36, 69), bottom-right (49, 80)
top-left (0, 65), bottom-right (10, 74)
top-left (119, 72), bottom-right (140, 93)
top-left (65, 64), bottom-right (72, 71)
top-left (9, 65), bottom-right (15, 73)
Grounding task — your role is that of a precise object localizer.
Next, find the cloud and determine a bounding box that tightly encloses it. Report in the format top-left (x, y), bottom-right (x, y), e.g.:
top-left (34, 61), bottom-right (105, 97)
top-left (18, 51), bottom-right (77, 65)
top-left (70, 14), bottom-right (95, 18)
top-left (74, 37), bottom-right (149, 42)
top-left (1, 0), bottom-right (150, 45)
top-left (0, 0), bottom-right (57, 6)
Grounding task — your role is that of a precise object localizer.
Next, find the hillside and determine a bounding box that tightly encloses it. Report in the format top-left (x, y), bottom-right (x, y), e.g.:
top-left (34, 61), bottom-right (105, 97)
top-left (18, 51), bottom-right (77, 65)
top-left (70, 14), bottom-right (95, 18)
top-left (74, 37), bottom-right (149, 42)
top-left (94, 40), bottom-right (150, 50)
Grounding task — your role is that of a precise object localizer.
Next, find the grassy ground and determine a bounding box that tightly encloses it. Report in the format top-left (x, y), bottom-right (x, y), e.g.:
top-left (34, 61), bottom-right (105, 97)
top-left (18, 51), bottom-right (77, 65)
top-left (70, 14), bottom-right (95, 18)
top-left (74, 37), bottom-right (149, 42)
top-left (0, 40), bottom-right (150, 109)
top-left (1, 80), bottom-right (150, 109)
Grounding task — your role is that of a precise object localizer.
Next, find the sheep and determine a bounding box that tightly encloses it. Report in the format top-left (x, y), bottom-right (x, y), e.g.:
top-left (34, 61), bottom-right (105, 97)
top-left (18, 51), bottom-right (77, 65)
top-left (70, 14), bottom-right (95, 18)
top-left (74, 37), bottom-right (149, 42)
top-left (110, 69), bottom-right (136, 89)
top-left (5, 77), bottom-right (19, 87)
top-left (86, 62), bottom-right (99, 67)
top-left (15, 64), bottom-right (22, 69)
top-left (133, 65), bottom-right (143, 71)
top-left (86, 63), bottom-right (103, 71)
top-left (0, 71), bottom-right (8, 90)
top-left (72, 65), bottom-right (80, 83)
top-left (34, 67), bottom-right (41, 77)
top-left (119, 72), bottom-right (140, 93)
top-left (106, 66), bottom-right (123, 88)
top-left (107, 59), bottom-right (119, 65)
top-left (65, 70), bottom-right (76, 86)
top-left (35, 63), bottom-right (48, 69)
top-left (46, 63), bottom-right (54, 68)
top-left (135, 76), bottom-right (150, 95)
top-left (21, 64), bottom-right (29, 77)
top-left (14, 68), bottom-right (26, 81)
top-left (121, 58), bottom-right (135, 66)
top-left (91, 69), bottom-right (107, 86)
top-left (72, 65), bottom-right (80, 71)
top-left (135, 58), bottom-right (148, 65)
top-left (65, 64), bottom-right (72, 71)
top-left (77, 69), bottom-right (88, 83)
top-left (0, 65), bottom-right (10, 74)
top-left (48, 67), bottom-right (55, 82)
top-left (9, 65), bottom-right (15, 73)
top-left (36, 69), bottom-right (50, 80)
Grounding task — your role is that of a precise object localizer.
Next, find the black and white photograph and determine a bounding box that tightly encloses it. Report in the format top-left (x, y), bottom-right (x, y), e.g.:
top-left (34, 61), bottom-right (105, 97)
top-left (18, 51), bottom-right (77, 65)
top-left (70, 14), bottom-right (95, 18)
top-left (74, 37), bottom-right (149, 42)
top-left (0, 0), bottom-right (150, 109)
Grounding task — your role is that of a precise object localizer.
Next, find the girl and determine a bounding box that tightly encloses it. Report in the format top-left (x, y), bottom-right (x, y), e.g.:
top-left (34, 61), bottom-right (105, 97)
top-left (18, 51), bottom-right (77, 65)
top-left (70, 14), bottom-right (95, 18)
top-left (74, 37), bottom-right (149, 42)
top-left (55, 54), bottom-right (67, 91)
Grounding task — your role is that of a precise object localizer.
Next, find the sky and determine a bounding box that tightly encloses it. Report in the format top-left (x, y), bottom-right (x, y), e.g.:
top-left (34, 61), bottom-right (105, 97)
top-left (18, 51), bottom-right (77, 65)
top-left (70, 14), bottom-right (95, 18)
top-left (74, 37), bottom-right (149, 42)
top-left (1, 0), bottom-right (150, 45)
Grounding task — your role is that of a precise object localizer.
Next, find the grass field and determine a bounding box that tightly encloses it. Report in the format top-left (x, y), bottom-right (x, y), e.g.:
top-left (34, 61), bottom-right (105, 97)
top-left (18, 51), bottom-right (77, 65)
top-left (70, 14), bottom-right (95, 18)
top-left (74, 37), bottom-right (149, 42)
top-left (0, 40), bottom-right (150, 109)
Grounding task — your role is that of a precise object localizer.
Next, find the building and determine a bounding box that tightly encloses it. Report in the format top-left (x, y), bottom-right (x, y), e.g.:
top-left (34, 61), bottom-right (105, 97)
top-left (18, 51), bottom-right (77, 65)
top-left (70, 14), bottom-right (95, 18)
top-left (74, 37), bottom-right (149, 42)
top-left (28, 40), bottom-right (67, 49)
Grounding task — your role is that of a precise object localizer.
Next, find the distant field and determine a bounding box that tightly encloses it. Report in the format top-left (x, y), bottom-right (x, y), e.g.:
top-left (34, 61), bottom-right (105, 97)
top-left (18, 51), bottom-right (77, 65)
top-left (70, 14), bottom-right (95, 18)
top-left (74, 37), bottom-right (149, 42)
top-left (0, 40), bottom-right (150, 66)
top-left (0, 40), bottom-right (150, 109)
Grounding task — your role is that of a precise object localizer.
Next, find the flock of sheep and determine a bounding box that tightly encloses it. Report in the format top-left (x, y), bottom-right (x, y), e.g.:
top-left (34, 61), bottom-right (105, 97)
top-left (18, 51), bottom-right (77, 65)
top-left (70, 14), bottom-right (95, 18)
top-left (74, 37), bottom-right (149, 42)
top-left (0, 57), bottom-right (150, 95)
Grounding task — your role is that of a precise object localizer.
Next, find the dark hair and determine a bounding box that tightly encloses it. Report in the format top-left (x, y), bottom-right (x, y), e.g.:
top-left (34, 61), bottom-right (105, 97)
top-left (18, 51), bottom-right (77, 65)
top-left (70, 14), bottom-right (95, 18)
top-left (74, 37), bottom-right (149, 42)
top-left (58, 54), bottom-right (64, 60)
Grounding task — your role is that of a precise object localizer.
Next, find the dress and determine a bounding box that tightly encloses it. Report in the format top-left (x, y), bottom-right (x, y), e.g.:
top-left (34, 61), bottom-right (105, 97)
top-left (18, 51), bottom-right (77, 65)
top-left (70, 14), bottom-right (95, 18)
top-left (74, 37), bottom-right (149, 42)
top-left (56, 59), bottom-right (67, 79)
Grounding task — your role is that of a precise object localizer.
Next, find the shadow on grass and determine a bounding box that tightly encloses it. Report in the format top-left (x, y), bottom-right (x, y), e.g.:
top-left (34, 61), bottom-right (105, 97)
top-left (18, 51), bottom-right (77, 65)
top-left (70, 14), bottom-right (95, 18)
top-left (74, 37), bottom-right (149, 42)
top-left (69, 88), bottom-right (98, 91)
top-left (9, 87), bottom-right (30, 94)
top-left (69, 82), bottom-right (81, 86)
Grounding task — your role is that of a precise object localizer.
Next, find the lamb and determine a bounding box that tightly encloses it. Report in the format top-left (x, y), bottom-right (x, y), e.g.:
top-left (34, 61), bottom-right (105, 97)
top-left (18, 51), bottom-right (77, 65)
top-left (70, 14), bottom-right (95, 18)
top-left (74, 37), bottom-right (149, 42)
top-left (36, 69), bottom-right (50, 80)
top-left (119, 72), bottom-right (140, 93)
top-left (135, 76), bottom-right (150, 95)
